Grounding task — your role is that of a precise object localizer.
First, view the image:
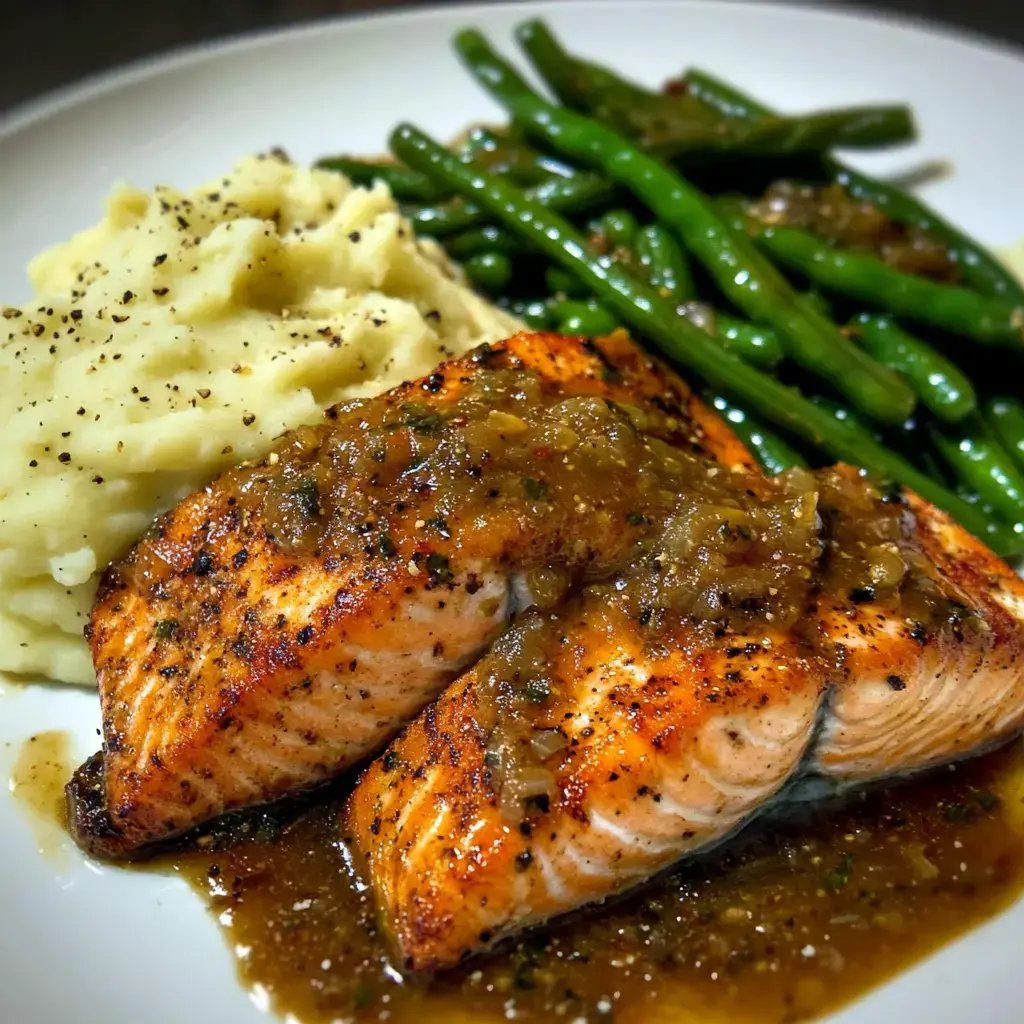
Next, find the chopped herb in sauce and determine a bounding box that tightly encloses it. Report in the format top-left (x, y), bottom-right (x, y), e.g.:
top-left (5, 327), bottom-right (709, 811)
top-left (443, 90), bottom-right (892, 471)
top-left (292, 479), bottom-right (321, 519)
top-left (154, 619), bottom-right (179, 640)
top-left (522, 477), bottom-right (549, 501)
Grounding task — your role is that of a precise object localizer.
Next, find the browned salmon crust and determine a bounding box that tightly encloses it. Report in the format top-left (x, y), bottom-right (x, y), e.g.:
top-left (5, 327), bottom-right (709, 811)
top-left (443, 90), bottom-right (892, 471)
top-left (814, 490), bottom-right (1024, 778)
top-left (344, 607), bottom-right (822, 971)
top-left (74, 332), bottom-right (751, 856)
top-left (344, 476), bottom-right (1024, 971)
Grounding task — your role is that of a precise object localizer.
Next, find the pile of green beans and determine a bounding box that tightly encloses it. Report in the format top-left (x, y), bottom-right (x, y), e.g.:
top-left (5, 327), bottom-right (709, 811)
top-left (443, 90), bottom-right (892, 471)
top-left (314, 19), bottom-right (1024, 558)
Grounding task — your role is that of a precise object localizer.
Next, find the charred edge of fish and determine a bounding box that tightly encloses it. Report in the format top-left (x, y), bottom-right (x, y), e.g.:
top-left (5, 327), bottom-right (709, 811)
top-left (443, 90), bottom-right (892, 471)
top-left (64, 752), bottom-right (142, 860)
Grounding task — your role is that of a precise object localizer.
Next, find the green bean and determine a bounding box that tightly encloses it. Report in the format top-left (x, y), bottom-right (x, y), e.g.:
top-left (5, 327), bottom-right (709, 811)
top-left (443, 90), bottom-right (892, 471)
top-left (315, 157), bottom-right (449, 202)
top-left (462, 251), bottom-right (513, 294)
top-left (458, 125), bottom-right (502, 157)
top-left (545, 266), bottom-right (589, 297)
top-left (711, 310), bottom-right (785, 369)
top-left (515, 19), bottom-right (691, 121)
top-left (985, 397), bottom-right (1024, 474)
top-left (807, 394), bottom-right (881, 441)
top-left (707, 394), bottom-right (809, 475)
top-left (634, 224), bottom-right (695, 301)
top-left (549, 297), bottom-right (620, 336)
top-left (390, 122), bottom-right (1023, 556)
top-left (516, 20), bottom-right (915, 157)
top-left (318, 140), bottom-right (558, 202)
top-left (504, 298), bottom-right (554, 330)
top-left (454, 29), bottom-right (915, 426)
top-left (595, 208), bottom-right (639, 248)
top-left (644, 107), bottom-right (916, 163)
top-left (445, 225), bottom-right (529, 258)
top-left (732, 211), bottom-right (1024, 349)
top-left (685, 68), bottom-right (1024, 305)
top-left (409, 171), bottom-right (617, 236)
top-left (674, 302), bottom-right (783, 369)
top-left (848, 314), bottom-right (976, 422)
top-left (929, 415), bottom-right (1024, 523)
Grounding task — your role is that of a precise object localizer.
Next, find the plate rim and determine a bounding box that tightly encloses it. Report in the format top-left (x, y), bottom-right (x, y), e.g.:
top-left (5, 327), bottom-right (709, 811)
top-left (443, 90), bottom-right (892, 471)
top-left (5, 0), bottom-right (1024, 145)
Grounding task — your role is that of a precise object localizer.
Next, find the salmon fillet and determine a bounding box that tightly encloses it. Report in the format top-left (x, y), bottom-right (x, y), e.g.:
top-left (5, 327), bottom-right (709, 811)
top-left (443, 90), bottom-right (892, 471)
top-left (344, 471), bottom-right (1024, 970)
top-left (344, 603), bottom-right (822, 971)
top-left (71, 331), bottom-right (749, 856)
top-left (814, 490), bottom-right (1024, 779)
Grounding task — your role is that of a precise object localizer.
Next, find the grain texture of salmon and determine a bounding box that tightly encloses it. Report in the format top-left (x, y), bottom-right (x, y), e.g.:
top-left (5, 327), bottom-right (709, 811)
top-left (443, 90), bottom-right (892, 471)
top-left (813, 489), bottom-right (1024, 780)
top-left (70, 331), bottom-right (750, 857)
top-left (344, 467), bottom-right (1024, 971)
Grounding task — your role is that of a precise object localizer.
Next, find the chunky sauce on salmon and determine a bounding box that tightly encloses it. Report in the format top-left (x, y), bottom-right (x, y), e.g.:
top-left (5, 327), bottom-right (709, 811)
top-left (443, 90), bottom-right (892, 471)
top-left (159, 739), bottom-right (1024, 1024)
top-left (65, 332), bottom-right (1024, 1020)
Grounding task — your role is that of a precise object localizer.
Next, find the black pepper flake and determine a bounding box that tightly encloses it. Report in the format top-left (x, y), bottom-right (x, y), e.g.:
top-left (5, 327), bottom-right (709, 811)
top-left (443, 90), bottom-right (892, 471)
top-left (296, 626), bottom-right (314, 646)
top-left (177, 215), bottom-right (190, 230)
top-left (191, 550), bottom-right (214, 577)
top-left (32, 324), bottom-right (45, 337)
top-left (28, 459), bottom-right (38, 468)
top-left (242, 413), bottom-right (256, 426)
top-left (92, 475), bottom-right (104, 484)
top-left (122, 291), bottom-right (134, 304)
top-left (153, 253), bottom-right (168, 266)
top-left (76, 407), bottom-right (86, 416)
top-left (70, 309), bottom-right (83, 321)
top-left (232, 549), bottom-right (249, 569)
top-left (152, 287), bottom-right (169, 297)
top-left (57, 452), bottom-right (71, 463)
top-left (348, 231), bottom-right (361, 243)
top-left (515, 850), bottom-right (534, 872)
top-left (197, 388), bottom-right (211, 399)
top-left (886, 674), bottom-right (906, 691)
top-left (848, 586), bottom-right (876, 604)
top-left (382, 750), bottom-right (398, 772)
top-left (111, 314), bottom-right (130, 324)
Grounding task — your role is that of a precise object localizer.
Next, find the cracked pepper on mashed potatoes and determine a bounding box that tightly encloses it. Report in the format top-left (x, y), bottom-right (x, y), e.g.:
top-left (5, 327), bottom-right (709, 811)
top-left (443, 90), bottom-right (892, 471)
top-left (0, 152), bottom-right (520, 684)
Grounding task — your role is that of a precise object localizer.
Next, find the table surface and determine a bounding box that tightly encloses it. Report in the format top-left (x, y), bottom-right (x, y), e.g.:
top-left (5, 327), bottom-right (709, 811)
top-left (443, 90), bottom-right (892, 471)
top-left (3, 0), bottom-right (1022, 115)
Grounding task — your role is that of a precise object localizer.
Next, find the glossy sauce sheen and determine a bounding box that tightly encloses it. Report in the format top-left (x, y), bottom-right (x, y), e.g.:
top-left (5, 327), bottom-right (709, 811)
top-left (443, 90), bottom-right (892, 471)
top-left (10, 731), bottom-right (74, 862)
top-left (749, 181), bottom-right (960, 282)
top-left (163, 740), bottom-right (1024, 1024)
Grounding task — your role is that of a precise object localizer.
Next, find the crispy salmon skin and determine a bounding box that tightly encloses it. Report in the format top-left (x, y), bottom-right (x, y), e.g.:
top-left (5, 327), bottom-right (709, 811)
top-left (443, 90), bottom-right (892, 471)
top-left (72, 331), bottom-right (747, 856)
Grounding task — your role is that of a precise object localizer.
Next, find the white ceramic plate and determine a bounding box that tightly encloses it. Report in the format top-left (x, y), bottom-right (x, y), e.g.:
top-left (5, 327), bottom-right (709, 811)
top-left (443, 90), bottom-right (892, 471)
top-left (2, 3), bottom-right (1023, 1021)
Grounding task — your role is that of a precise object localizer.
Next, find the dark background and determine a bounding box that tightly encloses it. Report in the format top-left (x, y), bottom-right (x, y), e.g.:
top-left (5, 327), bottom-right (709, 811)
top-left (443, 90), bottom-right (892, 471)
top-left (3, 0), bottom-right (1023, 113)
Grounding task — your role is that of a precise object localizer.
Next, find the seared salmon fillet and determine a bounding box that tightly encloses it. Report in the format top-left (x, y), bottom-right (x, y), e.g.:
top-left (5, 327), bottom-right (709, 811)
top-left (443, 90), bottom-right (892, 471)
top-left (344, 603), bottom-right (823, 970)
top-left (813, 489), bottom-right (1024, 780)
top-left (71, 331), bottom-right (748, 856)
top-left (344, 468), bottom-right (1024, 970)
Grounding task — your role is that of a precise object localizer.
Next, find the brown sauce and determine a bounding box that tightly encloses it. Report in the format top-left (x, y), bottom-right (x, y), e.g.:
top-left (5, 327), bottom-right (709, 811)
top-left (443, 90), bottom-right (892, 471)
top-left (157, 739), bottom-right (1024, 1024)
top-left (10, 730), bottom-right (74, 863)
top-left (749, 181), bottom-right (960, 282)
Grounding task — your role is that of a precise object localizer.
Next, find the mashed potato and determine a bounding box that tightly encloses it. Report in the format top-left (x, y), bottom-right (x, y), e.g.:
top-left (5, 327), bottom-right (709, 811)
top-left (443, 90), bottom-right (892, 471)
top-left (0, 153), bottom-right (520, 684)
